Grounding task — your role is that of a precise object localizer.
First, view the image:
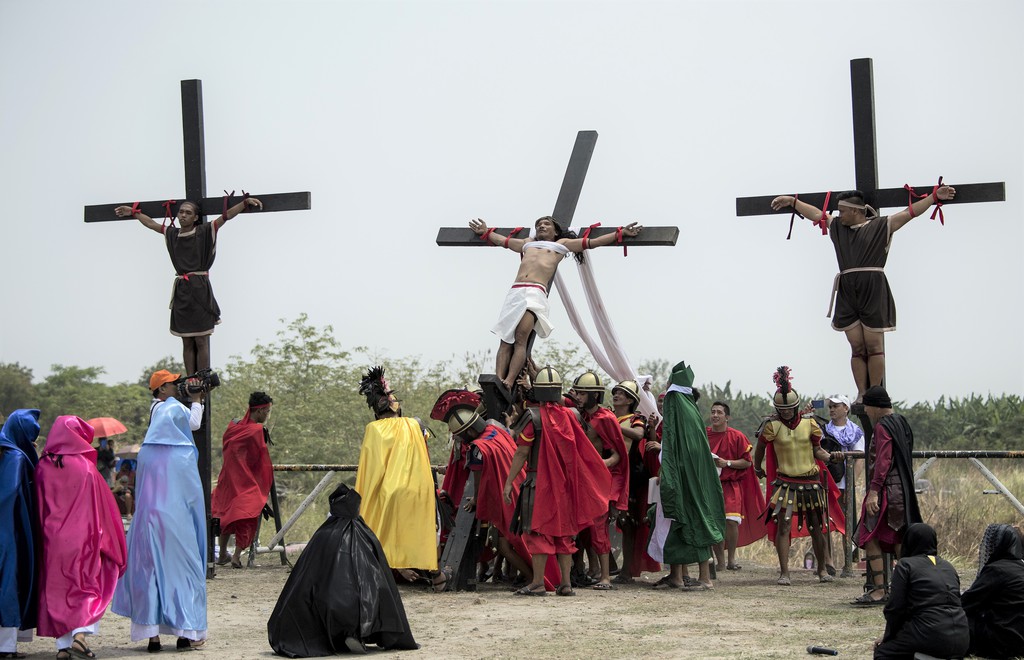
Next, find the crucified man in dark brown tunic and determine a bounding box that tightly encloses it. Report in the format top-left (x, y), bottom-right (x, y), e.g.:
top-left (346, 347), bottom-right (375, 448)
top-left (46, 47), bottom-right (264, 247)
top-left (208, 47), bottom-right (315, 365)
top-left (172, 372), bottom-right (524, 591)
top-left (770, 185), bottom-right (955, 402)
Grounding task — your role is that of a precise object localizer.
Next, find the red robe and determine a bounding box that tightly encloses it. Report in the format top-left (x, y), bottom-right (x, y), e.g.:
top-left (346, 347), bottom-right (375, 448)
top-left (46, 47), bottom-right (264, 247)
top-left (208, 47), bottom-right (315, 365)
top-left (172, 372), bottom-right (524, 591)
top-left (708, 427), bottom-right (768, 547)
top-left (584, 407), bottom-right (630, 511)
top-left (438, 440), bottom-right (471, 547)
top-left (212, 414), bottom-right (273, 548)
top-left (525, 403), bottom-right (610, 538)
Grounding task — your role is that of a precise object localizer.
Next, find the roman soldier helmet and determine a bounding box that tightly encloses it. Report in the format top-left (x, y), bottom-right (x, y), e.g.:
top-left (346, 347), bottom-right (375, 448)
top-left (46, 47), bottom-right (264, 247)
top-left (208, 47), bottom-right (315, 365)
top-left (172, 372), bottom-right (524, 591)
top-left (533, 365), bottom-right (564, 403)
top-left (572, 370), bottom-right (606, 404)
top-left (614, 378), bottom-right (638, 409)
top-left (359, 366), bottom-right (401, 416)
top-left (430, 389), bottom-right (486, 438)
top-left (771, 366), bottom-right (801, 410)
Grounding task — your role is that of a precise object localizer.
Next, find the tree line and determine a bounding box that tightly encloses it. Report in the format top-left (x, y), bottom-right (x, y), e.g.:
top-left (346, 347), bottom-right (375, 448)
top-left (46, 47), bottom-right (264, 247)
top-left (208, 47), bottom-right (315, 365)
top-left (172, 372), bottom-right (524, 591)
top-left (3, 314), bottom-right (1021, 474)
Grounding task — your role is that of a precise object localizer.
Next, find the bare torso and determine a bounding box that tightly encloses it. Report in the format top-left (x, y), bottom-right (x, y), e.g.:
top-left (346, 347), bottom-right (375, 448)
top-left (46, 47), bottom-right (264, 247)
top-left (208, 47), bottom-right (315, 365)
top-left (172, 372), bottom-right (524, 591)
top-left (514, 241), bottom-right (568, 285)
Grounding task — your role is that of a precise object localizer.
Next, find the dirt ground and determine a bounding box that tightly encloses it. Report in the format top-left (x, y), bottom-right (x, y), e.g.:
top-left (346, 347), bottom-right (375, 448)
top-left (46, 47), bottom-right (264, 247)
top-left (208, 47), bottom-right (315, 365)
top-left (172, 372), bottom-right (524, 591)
top-left (13, 550), bottom-right (912, 660)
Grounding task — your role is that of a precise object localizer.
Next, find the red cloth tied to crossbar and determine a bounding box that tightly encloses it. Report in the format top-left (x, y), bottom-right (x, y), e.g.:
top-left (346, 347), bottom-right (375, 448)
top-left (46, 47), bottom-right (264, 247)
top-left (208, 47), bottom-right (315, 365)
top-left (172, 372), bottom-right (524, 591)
top-left (223, 190), bottom-right (235, 218)
top-left (581, 222), bottom-right (600, 250)
top-left (161, 199), bottom-right (177, 229)
top-left (904, 176), bottom-right (946, 225)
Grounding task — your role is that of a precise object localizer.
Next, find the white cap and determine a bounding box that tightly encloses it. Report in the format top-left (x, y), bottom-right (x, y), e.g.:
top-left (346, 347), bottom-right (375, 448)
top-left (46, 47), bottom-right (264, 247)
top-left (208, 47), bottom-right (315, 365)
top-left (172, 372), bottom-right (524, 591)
top-left (827, 394), bottom-right (851, 408)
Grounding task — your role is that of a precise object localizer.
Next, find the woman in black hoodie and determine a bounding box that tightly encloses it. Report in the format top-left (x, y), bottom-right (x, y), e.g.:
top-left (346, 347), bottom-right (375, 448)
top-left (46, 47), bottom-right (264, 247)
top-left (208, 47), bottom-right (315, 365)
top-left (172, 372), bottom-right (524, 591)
top-left (961, 524), bottom-right (1024, 659)
top-left (873, 522), bottom-right (969, 660)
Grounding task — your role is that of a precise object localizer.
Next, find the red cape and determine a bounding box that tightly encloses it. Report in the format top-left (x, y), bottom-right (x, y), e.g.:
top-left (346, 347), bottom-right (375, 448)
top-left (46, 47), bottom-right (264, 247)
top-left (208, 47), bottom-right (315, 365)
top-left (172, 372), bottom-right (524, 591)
top-left (765, 446), bottom-right (846, 538)
top-left (212, 419), bottom-right (273, 528)
top-left (531, 403), bottom-right (611, 537)
top-left (587, 407), bottom-right (630, 511)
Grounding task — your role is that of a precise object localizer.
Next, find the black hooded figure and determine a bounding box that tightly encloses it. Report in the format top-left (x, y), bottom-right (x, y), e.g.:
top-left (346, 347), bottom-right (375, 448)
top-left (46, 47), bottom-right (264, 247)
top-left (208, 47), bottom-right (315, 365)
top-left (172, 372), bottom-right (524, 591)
top-left (874, 523), bottom-right (968, 660)
top-left (267, 484), bottom-right (418, 657)
top-left (961, 523), bottom-right (1024, 659)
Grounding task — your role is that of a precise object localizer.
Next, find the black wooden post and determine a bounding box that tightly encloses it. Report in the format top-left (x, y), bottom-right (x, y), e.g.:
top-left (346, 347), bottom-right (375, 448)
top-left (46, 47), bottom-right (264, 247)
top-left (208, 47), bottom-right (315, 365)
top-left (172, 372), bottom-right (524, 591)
top-left (84, 79), bottom-right (312, 578)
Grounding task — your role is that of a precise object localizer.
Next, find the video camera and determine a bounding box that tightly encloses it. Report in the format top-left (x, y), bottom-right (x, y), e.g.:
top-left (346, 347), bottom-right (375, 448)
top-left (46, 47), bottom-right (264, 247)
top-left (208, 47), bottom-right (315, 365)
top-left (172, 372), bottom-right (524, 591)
top-left (175, 368), bottom-right (221, 401)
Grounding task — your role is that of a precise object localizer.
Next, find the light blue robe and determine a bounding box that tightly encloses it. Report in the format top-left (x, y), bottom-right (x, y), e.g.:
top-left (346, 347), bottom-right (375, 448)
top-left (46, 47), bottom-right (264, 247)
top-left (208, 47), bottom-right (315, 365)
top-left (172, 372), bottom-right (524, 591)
top-left (112, 400), bottom-right (206, 639)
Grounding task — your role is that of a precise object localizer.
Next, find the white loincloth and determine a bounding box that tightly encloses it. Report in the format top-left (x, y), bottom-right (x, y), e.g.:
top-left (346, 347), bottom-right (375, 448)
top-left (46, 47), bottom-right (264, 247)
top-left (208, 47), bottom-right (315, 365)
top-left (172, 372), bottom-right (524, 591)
top-left (491, 282), bottom-right (553, 344)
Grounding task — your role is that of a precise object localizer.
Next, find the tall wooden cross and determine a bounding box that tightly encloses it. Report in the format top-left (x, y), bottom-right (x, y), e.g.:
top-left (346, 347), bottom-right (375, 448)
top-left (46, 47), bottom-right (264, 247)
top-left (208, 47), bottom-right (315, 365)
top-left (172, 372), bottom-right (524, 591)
top-left (734, 57), bottom-right (1005, 447)
top-left (436, 130), bottom-right (678, 417)
top-left (735, 58), bottom-right (1005, 218)
top-left (84, 80), bottom-right (312, 577)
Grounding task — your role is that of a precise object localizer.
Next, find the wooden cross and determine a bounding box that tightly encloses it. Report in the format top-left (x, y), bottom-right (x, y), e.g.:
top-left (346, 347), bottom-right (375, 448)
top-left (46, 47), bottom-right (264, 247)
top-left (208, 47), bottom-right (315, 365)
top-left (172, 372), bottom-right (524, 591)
top-left (735, 58), bottom-right (1005, 217)
top-left (735, 58), bottom-right (1006, 449)
top-left (437, 131), bottom-right (678, 417)
top-left (84, 80), bottom-right (312, 576)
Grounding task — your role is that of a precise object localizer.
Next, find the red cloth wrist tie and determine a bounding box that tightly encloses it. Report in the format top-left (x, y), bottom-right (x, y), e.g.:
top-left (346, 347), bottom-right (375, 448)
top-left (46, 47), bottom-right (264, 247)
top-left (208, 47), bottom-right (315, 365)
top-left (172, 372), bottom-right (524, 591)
top-left (581, 222), bottom-right (601, 250)
top-left (503, 226), bottom-right (524, 249)
top-left (615, 226), bottom-right (627, 257)
top-left (930, 176), bottom-right (945, 225)
top-left (815, 191), bottom-right (831, 236)
top-left (223, 190), bottom-right (235, 218)
top-left (129, 201), bottom-right (141, 216)
top-left (480, 227), bottom-right (495, 243)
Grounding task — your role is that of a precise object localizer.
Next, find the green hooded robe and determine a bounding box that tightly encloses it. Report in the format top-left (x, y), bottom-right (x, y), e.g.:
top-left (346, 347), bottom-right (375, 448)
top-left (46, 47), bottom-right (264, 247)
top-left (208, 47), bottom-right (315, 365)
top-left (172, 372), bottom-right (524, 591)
top-left (656, 362), bottom-right (725, 564)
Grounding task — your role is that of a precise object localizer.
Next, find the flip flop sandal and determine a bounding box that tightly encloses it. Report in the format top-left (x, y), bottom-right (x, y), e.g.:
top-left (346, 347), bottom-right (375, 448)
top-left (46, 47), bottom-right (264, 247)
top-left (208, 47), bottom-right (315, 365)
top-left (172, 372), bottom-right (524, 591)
top-left (432, 567), bottom-right (453, 593)
top-left (852, 588), bottom-right (887, 607)
top-left (70, 639), bottom-right (96, 659)
top-left (726, 564), bottom-right (742, 571)
top-left (652, 577), bottom-right (680, 590)
top-left (0, 653), bottom-right (27, 659)
top-left (682, 583), bottom-right (713, 592)
top-left (825, 564), bottom-right (837, 577)
top-left (513, 585), bottom-right (547, 597)
top-left (175, 638), bottom-right (205, 651)
top-left (147, 639), bottom-right (162, 653)
top-left (592, 582), bottom-right (617, 590)
top-left (56, 651), bottom-right (71, 660)
top-left (819, 573), bottom-right (835, 583)
top-left (777, 576), bottom-right (792, 586)
top-left (612, 573), bottom-right (633, 585)
top-left (556, 585), bottom-right (576, 597)
top-left (682, 576), bottom-right (701, 588)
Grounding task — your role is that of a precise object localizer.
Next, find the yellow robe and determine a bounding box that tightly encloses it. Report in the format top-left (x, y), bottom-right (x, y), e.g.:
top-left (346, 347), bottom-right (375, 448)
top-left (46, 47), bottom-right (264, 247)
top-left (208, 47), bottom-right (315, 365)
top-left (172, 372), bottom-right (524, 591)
top-left (355, 417), bottom-right (437, 570)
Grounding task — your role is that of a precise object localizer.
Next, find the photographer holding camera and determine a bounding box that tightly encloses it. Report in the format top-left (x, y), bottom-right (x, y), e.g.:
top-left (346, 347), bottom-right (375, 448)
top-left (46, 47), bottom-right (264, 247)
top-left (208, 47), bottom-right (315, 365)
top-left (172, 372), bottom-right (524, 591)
top-left (148, 370), bottom-right (205, 432)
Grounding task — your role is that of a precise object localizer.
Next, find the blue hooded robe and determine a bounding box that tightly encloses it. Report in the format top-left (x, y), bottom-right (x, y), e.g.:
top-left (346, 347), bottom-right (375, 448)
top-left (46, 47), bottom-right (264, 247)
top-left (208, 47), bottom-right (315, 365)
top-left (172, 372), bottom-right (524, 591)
top-left (112, 400), bottom-right (207, 640)
top-left (0, 409), bottom-right (41, 632)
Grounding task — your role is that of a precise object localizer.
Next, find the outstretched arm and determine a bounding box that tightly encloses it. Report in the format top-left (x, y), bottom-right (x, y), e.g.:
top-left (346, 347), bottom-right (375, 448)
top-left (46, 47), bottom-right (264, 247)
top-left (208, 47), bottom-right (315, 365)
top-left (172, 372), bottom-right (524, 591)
top-left (771, 196), bottom-right (825, 226)
top-left (213, 197), bottom-right (263, 230)
top-left (560, 222), bottom-right (642, 252)
top-left (469, 218), bottom-right (528, 253)
top-left (115, 205), bottom-right (163, 233)
top-left (887, 185), bottom-right (955, 233)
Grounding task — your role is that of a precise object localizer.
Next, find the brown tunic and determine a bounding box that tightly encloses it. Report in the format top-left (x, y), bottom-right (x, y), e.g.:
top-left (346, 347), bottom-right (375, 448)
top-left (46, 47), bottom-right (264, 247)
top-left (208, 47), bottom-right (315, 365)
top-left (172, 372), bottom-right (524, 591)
top-left (828, 215), bottom-right (896, 333)
top-left (165, 222), bottom-right (220, 337)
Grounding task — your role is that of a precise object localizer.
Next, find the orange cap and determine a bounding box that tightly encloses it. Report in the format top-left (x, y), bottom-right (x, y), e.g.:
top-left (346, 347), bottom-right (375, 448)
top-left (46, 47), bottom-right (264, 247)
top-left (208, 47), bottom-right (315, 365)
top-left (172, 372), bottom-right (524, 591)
top-left (149, 370), bottom-right (180, 390)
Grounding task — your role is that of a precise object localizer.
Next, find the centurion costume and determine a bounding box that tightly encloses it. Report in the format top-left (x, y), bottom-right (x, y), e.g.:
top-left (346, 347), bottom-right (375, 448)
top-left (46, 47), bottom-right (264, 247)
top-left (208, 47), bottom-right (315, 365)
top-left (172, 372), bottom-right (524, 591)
top-left (758, 367), bottom-right (845, 537)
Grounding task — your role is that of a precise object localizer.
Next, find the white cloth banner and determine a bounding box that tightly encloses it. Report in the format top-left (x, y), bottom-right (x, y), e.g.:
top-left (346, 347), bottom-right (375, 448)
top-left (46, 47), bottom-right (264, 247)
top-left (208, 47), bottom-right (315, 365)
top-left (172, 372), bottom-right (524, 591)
top-left (551, 234), bottom-right (660, 422)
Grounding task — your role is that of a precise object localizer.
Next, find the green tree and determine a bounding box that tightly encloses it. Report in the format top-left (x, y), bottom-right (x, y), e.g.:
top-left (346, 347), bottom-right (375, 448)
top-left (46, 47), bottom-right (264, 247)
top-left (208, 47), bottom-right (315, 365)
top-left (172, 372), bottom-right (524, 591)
top-left (0, 362), bottom-right (37, 416)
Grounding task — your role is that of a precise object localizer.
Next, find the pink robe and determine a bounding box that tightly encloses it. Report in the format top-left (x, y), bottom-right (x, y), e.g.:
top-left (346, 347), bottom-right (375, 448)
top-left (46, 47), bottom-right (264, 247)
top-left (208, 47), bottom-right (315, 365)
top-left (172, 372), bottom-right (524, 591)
top-left (35, 416), bottom-right (126, 637)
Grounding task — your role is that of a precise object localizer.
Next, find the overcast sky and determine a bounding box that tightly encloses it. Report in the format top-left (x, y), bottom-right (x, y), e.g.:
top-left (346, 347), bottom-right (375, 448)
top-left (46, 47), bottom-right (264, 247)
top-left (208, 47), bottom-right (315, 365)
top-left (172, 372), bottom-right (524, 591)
top-left (1, 0), bottom-right (1020, 404)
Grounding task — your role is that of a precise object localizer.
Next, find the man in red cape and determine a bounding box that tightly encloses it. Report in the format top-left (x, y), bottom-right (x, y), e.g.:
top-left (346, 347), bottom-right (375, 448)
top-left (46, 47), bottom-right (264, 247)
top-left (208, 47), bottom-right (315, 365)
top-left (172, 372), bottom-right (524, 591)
top-left (707, 400), bottom-right (767, 571)
top-left (754, 367), bottom-right (845, 586)
top-left (431, 390), bottom-right (550, 590)
top-left (36, 415), bottom-right (126, 659)
top-left (503, 366), bottom-right (610, 596)
top-left (569, 371), bottom-right (628, 590)
top-left (212, 392), bottom-right (274, 569)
